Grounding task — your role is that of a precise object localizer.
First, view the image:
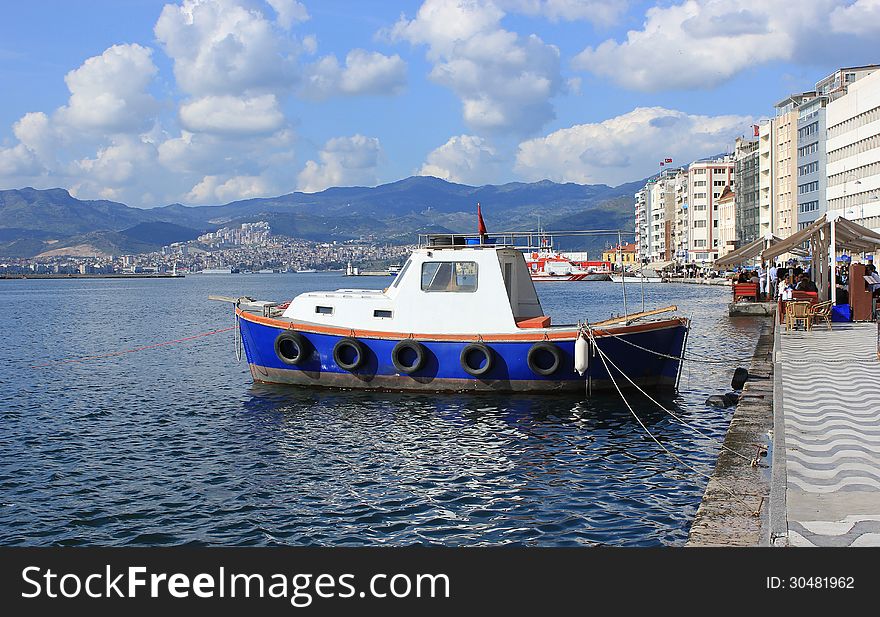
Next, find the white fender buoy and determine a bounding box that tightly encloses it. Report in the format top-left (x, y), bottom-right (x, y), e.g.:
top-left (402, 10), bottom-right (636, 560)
top-left (574, 333), bottom-right (589, 376)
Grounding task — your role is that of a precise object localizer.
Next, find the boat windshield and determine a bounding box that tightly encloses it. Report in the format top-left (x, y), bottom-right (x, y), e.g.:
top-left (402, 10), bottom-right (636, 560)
top-left (421, 261), bottom-right (478, 292)
top-left (391, 257), bottom-right (412, 288)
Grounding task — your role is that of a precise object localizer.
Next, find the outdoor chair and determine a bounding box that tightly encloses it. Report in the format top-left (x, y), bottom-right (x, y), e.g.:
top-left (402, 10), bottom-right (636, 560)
top-left (809, 300), bottom-right (833, 330)
top-left (786, 301), bottom-right (812, 331)
top-left (732, 282), bottom-right (758, 303)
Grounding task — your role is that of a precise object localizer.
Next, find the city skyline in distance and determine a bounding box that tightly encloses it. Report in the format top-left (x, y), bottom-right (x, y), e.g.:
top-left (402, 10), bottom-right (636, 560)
top-left (2, 0), bottom-right (880, 208)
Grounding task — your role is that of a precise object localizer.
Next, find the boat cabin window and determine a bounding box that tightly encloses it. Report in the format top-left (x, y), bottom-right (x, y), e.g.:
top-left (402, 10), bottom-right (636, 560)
top-left (315, 305), bottom-right (334, 314)
top-left (420, 261), bottom-right (478, 292)
top-left (373, 309), bottom-right (393, 318)
top-left (391, 258), bottom-right (412, 288)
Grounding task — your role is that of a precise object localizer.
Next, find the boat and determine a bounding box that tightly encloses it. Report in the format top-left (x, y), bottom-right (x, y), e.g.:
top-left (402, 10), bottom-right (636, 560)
top-left (225, 232), bottom-right (690, 393)
top-left (296, 268), bottom-right (318, 273)
top-left (523, 235), bottom-right (612, 282)
top-left (199, 267), bottom-right (238, 274)
top-left (610, 270), bottom-right (665, 283)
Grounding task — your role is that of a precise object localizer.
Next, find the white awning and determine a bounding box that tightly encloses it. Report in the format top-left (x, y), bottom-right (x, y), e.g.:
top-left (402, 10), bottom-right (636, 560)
top-left (714, 234), bottom-right (786, 267)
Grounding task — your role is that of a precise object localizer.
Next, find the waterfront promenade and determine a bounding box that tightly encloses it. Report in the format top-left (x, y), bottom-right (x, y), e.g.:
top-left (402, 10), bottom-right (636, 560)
top-left (771, 323), bottom-right (880, 546)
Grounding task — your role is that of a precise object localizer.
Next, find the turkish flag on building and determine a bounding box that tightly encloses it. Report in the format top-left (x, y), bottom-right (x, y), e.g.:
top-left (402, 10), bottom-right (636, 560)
top-left (753, 124), bottom-right (760, 137)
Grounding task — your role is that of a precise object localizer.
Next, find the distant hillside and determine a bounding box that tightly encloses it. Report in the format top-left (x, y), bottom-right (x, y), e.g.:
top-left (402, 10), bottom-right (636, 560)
top-left (0, 176), bottom-right (642, 257)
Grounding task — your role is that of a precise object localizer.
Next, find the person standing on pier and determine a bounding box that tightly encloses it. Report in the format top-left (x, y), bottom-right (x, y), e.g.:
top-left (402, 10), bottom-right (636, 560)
top-left (768, 262), bottom-right (778, 300)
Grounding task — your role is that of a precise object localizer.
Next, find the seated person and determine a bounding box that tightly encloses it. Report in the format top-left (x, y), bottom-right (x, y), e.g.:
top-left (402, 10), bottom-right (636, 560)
top-left (779, 276), bottom-right (795, 300)
top-left (795, 274), bottom-right (818, 293)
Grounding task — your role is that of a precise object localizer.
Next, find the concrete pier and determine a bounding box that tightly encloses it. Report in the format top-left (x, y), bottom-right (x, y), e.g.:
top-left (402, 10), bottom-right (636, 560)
top-left (687, 322), bottom-right (774, 546)
top-left (729, 302), bottom-right (776, 317)
top-left (769, 322), bottom-right (880, 546)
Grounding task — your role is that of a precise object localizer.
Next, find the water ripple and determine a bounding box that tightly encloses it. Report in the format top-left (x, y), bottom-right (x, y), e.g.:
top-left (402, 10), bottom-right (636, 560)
top-left (0, 276), bottom-right (761, 546)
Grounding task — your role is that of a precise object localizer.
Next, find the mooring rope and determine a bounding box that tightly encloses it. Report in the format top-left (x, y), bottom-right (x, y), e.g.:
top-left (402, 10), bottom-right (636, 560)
top-left (583, 326), bottom-right (755, 465)
top-left (585, 327), bottom-right (760, 514)
top-left (30, 326), bottom-right (235, 368)
top-left (600, 328), bottom-right (754, 364)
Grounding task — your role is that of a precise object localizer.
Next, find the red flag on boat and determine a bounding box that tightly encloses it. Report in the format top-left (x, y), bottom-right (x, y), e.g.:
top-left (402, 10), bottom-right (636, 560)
top-left (665, 158), bottom-right (673, 163)
top-left (659, 161), bottom-right (665, 166)
top-left (477, 202), bottom-right (487, 238)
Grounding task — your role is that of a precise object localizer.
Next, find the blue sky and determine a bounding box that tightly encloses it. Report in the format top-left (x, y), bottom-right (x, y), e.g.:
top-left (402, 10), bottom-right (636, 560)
top-left (1, 0), bottom-right (879, 207)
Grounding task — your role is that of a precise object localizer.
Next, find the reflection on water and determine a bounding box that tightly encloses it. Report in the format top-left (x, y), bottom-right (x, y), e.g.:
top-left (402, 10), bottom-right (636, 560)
top-left (0, 275), bottom-right (762, 546)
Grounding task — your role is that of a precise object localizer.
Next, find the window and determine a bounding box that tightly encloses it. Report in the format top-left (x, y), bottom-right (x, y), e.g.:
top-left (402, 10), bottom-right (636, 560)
top-left (798, 161), bottom-right (819, 176)
top-left (373, 309), bottom-right (393, 318)
top-left (713, 180), bottom-right (726, 187)
top-left (391, 258), bottom-right (411, 288)
top-left (694, 220), bottom-right (706, 228)
top-left (713, 168), bottom-right (727, 174)
top-left (693, 168), bottom-right (706, 175)
top-left (421, 261), bottom-right (478, 292)
top-left (797, 141), bottom-right (819, 157)
top-left (713, 220), bottom-right (719, 228)
top-left (694, 240), bottom-right (707, 248)
top-left (693, 180), bottom-right (707, 187)
top-left (315, 306), bottom-right (333, 314)
top-left (798, 201), bottom-right (820, 214)
top-left (798, 181), bottom-right (819, 195)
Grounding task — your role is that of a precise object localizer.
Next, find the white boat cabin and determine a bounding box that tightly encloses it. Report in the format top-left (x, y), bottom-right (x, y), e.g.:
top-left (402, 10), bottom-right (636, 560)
top-left (281, 244), bottom-right (551, 334)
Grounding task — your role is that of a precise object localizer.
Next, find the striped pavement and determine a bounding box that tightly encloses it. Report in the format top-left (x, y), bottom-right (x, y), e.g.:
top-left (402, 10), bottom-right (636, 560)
top-left (776, 323), bottom-right (880, 546)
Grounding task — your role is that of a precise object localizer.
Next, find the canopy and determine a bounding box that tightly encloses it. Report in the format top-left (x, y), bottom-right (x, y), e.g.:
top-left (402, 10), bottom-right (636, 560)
top-left (647, 260), bottom-right (676, 270)
top-left (761, 215), bottom-right (880, 261)
top-left (714, 234), bottom-right (785, 267)
top-left (760, 214), bottom-right (880, 302)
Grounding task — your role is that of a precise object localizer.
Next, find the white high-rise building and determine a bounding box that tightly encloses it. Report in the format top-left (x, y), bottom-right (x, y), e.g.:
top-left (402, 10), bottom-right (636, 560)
top-left (758, 119), bottom-right (776, 237)
top-left (634, 187), bottom-right (649, 262)
top-left (826, 68), bottom-right (880, 232)
top-left (686, 157), bottom-right (734, 264)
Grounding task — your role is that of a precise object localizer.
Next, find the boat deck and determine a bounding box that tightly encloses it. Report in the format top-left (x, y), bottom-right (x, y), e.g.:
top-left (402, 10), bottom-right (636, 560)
top-left (772, 322), bottom-right (880, 546)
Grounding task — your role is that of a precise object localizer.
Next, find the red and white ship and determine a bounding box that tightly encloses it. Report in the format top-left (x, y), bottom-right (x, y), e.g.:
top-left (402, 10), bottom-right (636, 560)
top-left (524, 242), bottom-right (612, 282)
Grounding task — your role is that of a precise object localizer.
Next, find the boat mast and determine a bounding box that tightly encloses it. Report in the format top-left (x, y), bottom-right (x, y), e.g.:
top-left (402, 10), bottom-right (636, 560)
top-left (618, 230), bottom-right (628, 319)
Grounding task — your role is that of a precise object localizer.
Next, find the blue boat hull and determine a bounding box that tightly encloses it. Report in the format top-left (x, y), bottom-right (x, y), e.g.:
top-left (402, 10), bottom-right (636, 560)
top-left (237, 312), bottom-right (689, 393)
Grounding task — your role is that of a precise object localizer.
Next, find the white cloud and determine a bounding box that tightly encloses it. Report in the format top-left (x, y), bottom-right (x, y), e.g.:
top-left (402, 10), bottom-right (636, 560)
top-left (55, 44), bottom-right (159, 133)
top-left (13, 112), bottom-right (57, 164)
top-left (500, 0), bottom-right (630, 26)
top-left (303, 49), bottom-right (407, 99)
top-left (515, 106), bottom-right (752, 185)
top-left (297, 134), bottom-right (382, 193)
top-left (154, 0), bottom-right (301, 97)
top-left (186, 173), bottom-right (275, 203)
top-left (830, 0), bottom-right (880, 35)
top-left (0, 144), bottom-right (42, 178)
top-left (74, 136), bottom-right (158, 185)
top-left (266, 0), bottom-right (309, 29)
top-left (573, 0), bottom-right (853, 91)
top-left (389, 0), bottom-right (563, 134)
top-left (419, 135), bottom-right (501, 185)
top-left (179, 94), bottom-right (286, 135)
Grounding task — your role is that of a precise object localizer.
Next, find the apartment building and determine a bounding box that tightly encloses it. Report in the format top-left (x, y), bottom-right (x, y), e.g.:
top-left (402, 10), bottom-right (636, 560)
top-left (758, 119), bottom-right (776, 237)
top-left (826, 68), bottom-right (880, 232)
top-left (634, 186), bottom-right (649, 262)
top-left (734, 137), bottom-right (760, 245)
top-left (687, 157), bottom-right (734, 264)
top-left (795, 95), bottom-right (828, 229)
top-left (774, 93), bottom-right (818, 238)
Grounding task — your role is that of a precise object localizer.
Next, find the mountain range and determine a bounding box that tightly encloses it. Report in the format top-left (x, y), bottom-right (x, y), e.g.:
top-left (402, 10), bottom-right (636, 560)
top-left (0, 176), bottom-right (645, 258)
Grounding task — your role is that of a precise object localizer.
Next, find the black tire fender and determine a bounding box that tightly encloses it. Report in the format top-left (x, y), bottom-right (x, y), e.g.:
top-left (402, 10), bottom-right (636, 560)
top-left (527, 342), bottom-right (562, 376)
top-left (333, 337), bottom-right (367, 371)
top-left (392, 340), bottom-right (426, 374)
top-left (460, 343), bottom-right (494, 377)
top-left (274, 332), bottom-right (311, 366)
